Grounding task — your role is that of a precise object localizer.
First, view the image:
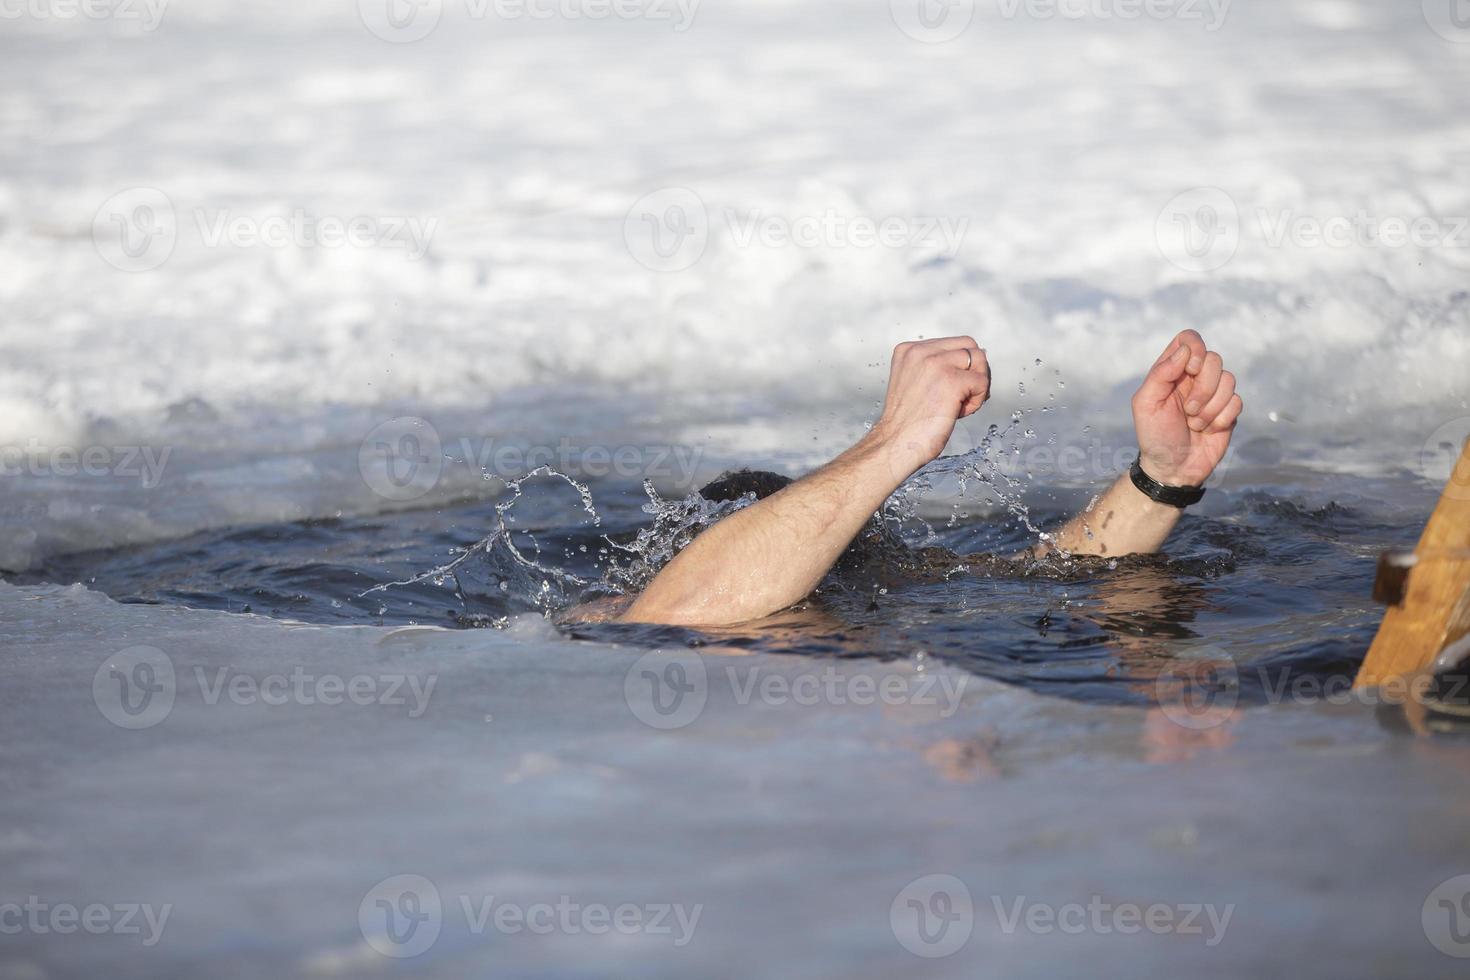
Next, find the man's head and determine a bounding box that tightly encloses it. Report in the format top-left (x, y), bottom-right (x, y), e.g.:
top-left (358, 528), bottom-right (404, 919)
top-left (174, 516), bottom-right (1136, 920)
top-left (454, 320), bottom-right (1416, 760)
top-left (697, 469), bottom-right (794, 504)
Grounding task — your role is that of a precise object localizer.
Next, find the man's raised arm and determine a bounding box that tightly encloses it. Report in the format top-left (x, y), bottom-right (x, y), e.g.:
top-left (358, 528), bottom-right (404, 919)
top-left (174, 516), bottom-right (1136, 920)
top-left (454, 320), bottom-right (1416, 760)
top-left (1034, 330), bottom-right (1243, 558)
top-left (621, 337), bottom-right (992, 627)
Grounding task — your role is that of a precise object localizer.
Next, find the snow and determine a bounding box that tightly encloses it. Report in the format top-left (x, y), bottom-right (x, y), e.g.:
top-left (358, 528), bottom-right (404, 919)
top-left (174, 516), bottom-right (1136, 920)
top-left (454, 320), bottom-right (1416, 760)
top-left (1, 0), bottom-right (1468, 567)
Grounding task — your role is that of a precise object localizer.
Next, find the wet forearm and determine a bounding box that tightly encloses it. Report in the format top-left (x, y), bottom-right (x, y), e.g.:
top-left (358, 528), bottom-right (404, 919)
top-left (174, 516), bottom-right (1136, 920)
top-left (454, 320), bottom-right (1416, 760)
top-left (1035, 472), bottom-right (1183, 558)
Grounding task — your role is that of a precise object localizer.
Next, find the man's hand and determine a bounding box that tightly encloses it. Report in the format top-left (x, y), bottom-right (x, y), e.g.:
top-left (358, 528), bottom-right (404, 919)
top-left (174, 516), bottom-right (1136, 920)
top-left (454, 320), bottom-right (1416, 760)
top-left (621, 335), bottom-right (989, 626)
top-left (1038, 329), bottom-right (1242, 560)
top-left (1131, 330), bottom-right (1244, 487)
top-left (869, 335), bottom-right (991, 480)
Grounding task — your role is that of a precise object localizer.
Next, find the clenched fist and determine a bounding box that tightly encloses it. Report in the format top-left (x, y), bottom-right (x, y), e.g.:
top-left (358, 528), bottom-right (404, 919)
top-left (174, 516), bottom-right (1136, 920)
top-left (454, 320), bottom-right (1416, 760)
top-left (870, 335), bottom-right (991, 479)
top-left (1132, 330), bottom-right (1244, 487)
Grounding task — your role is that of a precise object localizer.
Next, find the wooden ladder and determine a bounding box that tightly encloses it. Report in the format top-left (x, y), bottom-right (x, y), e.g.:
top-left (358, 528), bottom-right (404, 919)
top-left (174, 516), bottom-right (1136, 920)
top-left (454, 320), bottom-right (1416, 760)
top-left (1354, 439), bottom-right (1470, 690)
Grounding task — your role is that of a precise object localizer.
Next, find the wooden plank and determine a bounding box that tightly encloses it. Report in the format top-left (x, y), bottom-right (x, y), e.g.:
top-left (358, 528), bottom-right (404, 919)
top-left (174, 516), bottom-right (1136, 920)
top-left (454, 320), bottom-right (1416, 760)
top-left (1354, 438), bottom-right (1470, 690)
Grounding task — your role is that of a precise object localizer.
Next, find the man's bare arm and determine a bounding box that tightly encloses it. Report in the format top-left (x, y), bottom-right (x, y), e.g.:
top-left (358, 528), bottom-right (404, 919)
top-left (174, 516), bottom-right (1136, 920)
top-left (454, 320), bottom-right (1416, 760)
top-left (1034, 329), bottom-right (1244, 559)
top-left (622, 338), bottom-right (992, 627)
top-left (1037, 472), bottom-right (1185, 557)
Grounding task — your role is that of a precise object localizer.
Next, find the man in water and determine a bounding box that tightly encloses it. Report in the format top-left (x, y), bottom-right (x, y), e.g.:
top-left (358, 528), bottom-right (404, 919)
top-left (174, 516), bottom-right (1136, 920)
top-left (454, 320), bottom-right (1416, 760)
top-left (605, 330), bottom-right (1242, 627)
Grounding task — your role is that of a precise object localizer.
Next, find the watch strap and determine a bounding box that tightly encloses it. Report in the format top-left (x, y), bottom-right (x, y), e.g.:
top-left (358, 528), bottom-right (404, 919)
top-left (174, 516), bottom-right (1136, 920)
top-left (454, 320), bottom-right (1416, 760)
top-left (1130, 454), bottom-right (1206, 508)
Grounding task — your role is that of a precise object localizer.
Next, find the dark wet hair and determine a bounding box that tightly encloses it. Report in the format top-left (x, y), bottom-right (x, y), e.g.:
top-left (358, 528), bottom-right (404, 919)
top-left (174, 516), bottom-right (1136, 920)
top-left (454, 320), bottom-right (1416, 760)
top-left (697, 469), bottom-right (794, 504)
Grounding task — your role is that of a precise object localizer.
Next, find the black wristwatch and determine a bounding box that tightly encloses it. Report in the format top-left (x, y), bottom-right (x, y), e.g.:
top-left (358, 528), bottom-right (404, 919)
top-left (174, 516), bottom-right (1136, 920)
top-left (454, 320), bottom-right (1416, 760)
top-left (1129, 454), bottom-right (1206, 508)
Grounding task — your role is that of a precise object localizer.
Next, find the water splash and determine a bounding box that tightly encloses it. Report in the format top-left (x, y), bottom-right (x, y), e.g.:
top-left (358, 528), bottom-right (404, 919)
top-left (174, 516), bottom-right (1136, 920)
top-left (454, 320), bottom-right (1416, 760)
top-left (600, 480), bottom-right (756, 595)
top-left (893, 358), bottom-right (1058, 545)
top-left (359, 465), bottom-right (599, 618)
top-left (357, 360), bottom-right (1092, 620)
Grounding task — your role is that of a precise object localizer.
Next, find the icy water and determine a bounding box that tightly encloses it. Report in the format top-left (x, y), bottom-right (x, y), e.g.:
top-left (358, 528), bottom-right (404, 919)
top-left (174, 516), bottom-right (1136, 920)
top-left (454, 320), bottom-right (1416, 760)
top-left (13, 459), bottom-right (1430, 708)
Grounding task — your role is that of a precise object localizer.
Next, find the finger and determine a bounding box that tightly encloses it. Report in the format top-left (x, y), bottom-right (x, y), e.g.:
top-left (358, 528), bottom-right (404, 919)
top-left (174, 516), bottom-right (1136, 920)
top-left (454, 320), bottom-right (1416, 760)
top-left (1134, 342), bottom-right (1191, 406)
top-left (1184, 352), bottom-right (1224, 425)
top-left (1155, 330), bottom-right (1207, 376)
top-left (938, 346), bottom-right (986, 372)
top-left (964, 350), bottom-right (992, 415)
top-left (958, 371), bottom-right (990, 416)
top-left (937, 350), bottom-right (989, 417)
top-left (1192, 370), bottom-right (1236, 432)
top-left (1206, 394), bottom-right (1243, 434)
top-left (918, 335), bottom-right (981, 354)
